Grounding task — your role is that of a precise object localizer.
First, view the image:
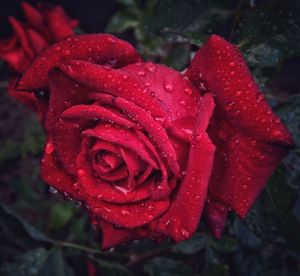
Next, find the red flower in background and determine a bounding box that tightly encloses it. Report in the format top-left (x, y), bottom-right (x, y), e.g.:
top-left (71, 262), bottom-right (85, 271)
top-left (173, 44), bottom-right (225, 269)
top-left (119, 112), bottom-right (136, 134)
top-left (15, 33), bottom-right (293, 249)
top-left (0, 2), bottom-right (78, 118)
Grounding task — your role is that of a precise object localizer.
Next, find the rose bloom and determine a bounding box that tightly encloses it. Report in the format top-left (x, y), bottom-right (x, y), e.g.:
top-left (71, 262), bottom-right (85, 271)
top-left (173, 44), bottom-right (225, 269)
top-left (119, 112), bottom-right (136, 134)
top-left (0, 2), bottom-right (78, 117)
top-left (13, 33), bottom-right (293, 249)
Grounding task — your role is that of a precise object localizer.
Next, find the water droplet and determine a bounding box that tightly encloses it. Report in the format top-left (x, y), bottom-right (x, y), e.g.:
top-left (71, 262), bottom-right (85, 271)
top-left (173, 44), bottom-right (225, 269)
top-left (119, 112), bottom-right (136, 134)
top-left (184, 88), bottom-right (193, 95)
top-left (121, 210), bottom-right (130, 215)
top-left (236, 90), bottom-right (242, 96)
top-left (78, 169), bottom-right (85, 176)
top-left (122, 75), bottom-right (128, 80)
top-left (138, 70), bottom-right (145, 76)
top-left (256, 94), bottom-right (264, 103)
top-left (230, 71), bottom-right (236, 76)
top-left (272, 130), bottom-right (282, 137)
top-left (274, 118), bottom-right (281, 124)
top-left (150, 91), bottom-right (156, 97)
top-left (229, 62), bottom-right (236, 67)
top-left (55, 46), bottom-right (61, 51)
top-left (49, 186), bottom-right (58, 194)
top-left (225, 101), bottom-right (235, 111)
top-left (164, 83), bottom-right (174, 93)
top-left (242, 184), bottom-right (248, 190)
top-left (45, 142), bottom-right (54, 154)
top-left (179, 99), bottom-right (187, 106)
top-left (195, 134), bottom-right (202, 141)
top-left (181, 228), bottom-right (190, 239)
top-left (65, 49), bottom-right (71, 55)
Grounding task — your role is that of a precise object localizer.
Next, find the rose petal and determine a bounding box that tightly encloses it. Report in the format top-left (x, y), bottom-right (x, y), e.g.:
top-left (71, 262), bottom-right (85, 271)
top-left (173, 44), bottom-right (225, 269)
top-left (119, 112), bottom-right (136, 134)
top-left (59, 60), bottom-right (166, 117)
top-left (41, 140), bottom-right (80, 199)
top-left (16, 34), bottom-right (141, 90)
top-left (62, 104), bottom-right (138, 129)
top-left (185, 34), bottom-right (293, 146)
top-left (89, 197), bottom-right (170, 229)
top-left (122, 62), bottom-right (199, 121)
top-left (83, 123), bottom-right (159, 169)
top-left (77, 138), bottom-right (158, 204)
top-left (185, 34), bottom-right (293, 222)
top-left (150, 93), bottom-right (215, 241)
top-left (113, 96), bottom-right (181, 177)
top-left (98, 220), bottom-right (140, 249)
top-left (204, 200), bottom-right (228, 239)
top-left (45, 6), bottom-right (78, 41)
top-left (8, 17), bottom-right (34, 59)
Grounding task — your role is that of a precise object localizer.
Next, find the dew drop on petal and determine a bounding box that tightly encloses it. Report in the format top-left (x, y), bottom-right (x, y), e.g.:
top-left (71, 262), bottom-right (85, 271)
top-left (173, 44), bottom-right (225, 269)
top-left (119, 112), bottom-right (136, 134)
top-left (181, 228), bottom-right (190, 239)
top-left (78, 169), bottom-right (85, 176)
top-left (45, 142), bottom-right (55, 154)
top-left (164, 83), bottom-right (174, 93)
top-left (49, 186), bottom-right (58, 194)
top-left (184, 88), bottom-right (193, 95)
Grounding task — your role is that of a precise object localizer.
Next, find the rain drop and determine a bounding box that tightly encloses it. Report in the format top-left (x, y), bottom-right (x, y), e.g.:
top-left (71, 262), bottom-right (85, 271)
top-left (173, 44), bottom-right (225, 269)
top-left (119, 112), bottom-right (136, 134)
top-left (45, 142), bottom-right (55, 154)
top-left (78, 169), bottom-right (85, 176)
top-left (184, 88), bottom-right (193, 95)
top-left (49, 186), bottom-right (58, 194)
top-left (181, 228), bottom-right (190, 239)
top-left (164, 83), bottom-right (174, 93)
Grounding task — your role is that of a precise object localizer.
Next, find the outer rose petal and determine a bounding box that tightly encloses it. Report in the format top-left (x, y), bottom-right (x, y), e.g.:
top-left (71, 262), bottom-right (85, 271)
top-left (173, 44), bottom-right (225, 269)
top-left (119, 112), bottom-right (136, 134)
top-left (150, 93), bottom-right (215, 241)
top-left (185, 34), bottom-right (292, 146)
top-left (16, 34), bottom-right (141, 90)
top-left (98, 220), bottom-right (140, 249)
top-left (45, 6), bottom-right (79, 41)
top-left (0, 37), bottom-right (30, 72)
top-left (185, 34), bottom-right (293, 235)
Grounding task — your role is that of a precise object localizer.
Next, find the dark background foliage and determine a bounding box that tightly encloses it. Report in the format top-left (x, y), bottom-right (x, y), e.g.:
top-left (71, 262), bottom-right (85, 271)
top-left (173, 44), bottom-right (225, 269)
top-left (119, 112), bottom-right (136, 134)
top-left (0, 0), bottom-right (300, 275)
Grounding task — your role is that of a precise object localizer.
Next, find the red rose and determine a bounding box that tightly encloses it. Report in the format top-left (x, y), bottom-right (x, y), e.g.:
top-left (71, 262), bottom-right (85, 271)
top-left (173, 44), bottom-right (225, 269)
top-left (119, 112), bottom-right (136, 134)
top-left (0, 2), bottom-right (78, 119)
top-left (16, 34), bottom-right (293, 249)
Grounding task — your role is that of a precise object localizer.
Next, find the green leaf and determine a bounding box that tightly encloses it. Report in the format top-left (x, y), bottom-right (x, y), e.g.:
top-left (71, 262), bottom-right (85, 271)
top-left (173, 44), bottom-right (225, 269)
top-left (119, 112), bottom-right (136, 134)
top-left (106, 11), bottom-right (138, 33)
top-left (94, 259), bottom-right (132, 276)
top-left (244, 167), bottom-right (300, 251)
top-left (0, 203), bottom-right (52, 249)
top-left (236, 0), bottom-right (300, 58)
top-left (173, 232), bottom-right (206, 254)
top-left (49, 203), bottom-right (76, 230)
top-left (144, 257), bottom-right (193, 276)
top-left (144, 0), bottom-right (231, 43)
top-left (210, 236), bottom-right (238, 253)
top-left (164, 43), bottom-right (191, 71)
top-left (0, 248), bottom-right (74, 276)
top-left (245, 44), bottom-right (282, 67)
top-left (276, 96), bottom-right (300, 149)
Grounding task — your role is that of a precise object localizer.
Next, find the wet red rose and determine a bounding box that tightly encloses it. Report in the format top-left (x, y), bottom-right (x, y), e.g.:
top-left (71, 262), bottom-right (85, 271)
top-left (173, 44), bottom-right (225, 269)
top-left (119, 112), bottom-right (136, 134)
top-left (16, 33), bottom-right (293, 249)
top-left (0, 2), bottom-right (78, 119)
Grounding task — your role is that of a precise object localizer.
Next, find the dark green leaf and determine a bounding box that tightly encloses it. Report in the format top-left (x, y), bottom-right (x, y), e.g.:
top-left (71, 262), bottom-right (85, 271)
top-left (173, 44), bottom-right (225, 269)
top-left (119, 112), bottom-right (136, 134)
top-left (144, 257), bottom-right (193, 276)
top-left (0, 248), bottom-right (74, 276)
top-left (94, 259), bottom-right (132, 276)
top-left (173, 232), bottom-right (207, 254)
top-left (0, 203), bottom-right (52, 249)
top-left (244, 167), bottom-right (300, 250)
top-left (210, 236), bottom-right (238, 253)
top-left (106, 11), bottom-right (138, 33)
top-left (144, 0), bottom-right (231, 43)
top-left (49, 203), bottom-right (76, 230)
top-left (164, 43), bottom-right (191, 71)
top-left (236, 0), bottom-right (300, 58)
top-left (276, 96), bottom-right (300, 148)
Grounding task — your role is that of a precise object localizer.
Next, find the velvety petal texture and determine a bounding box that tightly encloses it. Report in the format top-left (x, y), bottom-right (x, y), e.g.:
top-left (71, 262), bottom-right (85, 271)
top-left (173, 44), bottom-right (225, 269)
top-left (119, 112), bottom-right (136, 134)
top-left (14, 31), bottom-right (292, 249)
top-left (185, 34), bottom-right (293, 236)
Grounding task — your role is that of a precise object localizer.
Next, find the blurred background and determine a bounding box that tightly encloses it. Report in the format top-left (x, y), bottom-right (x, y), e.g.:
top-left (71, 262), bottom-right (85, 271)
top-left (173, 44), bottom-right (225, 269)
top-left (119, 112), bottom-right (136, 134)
top-left (0, 0), bottom-right (299, 275)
